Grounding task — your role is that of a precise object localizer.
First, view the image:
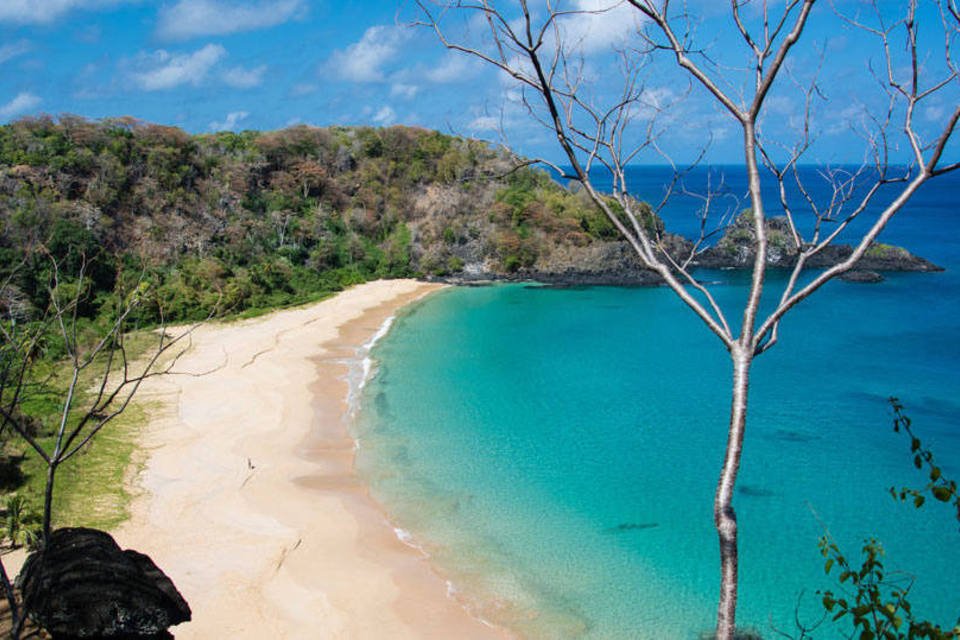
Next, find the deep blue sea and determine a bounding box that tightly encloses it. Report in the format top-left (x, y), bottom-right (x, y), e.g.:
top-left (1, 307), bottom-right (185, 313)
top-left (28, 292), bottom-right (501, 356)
top-left (354, 167), bottom-right (960, 638)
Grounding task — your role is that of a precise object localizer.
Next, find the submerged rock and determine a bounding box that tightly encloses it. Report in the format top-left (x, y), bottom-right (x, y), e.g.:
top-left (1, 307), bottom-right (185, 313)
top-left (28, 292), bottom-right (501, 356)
top-left (841, 269), bottom-right (884, 283)
top-left (16, 527), bottom-right (190, 639)
top-left (605, 522), bottom-right (659, 534)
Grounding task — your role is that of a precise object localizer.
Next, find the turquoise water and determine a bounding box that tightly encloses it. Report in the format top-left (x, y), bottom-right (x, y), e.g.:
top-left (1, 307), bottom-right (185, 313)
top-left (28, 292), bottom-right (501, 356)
top-left (353, 173), bottom-right (960, 638)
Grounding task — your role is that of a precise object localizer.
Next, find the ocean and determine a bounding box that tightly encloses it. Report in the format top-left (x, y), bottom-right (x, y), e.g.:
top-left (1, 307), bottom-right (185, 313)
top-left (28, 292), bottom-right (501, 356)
top-left (352, 166), bottom-right (960, 638)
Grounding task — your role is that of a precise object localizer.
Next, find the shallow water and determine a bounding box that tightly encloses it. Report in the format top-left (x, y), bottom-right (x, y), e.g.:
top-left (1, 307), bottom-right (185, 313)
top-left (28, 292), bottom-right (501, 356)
top-left (353, 170), bottom-right (960, 639)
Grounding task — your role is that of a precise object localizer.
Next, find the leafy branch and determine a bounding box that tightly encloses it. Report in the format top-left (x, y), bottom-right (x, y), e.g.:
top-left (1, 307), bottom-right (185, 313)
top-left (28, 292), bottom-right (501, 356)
top-left (888, 397), bottom-right (959, 521)
top-left (815, 401), bottom-right (960, 639)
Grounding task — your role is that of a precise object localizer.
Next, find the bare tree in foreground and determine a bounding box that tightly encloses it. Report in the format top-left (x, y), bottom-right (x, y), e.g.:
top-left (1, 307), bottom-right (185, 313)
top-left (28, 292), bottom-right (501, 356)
top-left (416, 1), bottom-right (959, 637)
top-left (0, 251), bottom-right (198, 637)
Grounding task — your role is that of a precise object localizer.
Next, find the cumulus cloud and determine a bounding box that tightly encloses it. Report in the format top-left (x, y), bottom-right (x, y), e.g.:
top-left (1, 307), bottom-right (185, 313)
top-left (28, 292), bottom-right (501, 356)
top-left (559, 0), bottom-right (644, 54)
top-left (157, 0), bottom-right (305, 40)
top-left (425, 53), bottom-right (474, 84)
top-left (372, 105), bottom-right (397, 125)
top-left (327, 25), bottom-right (408, 83)
top-left (223, 64), bottom-right (266, 89)
top-left (0, 92), bottom-right (41, 119)
top-left (0, 0), bottom-right (133, 24)
top-left (0, 40), bottom-right (31, 65)
top-left (209, 110), bottom-right (249, 132)
top-left (131, 44), bottom-right (226, 91)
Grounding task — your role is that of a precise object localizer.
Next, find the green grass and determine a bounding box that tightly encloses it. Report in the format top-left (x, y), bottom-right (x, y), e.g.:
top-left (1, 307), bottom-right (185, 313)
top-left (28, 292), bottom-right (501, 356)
top-left (16, 402), bottom-right (146, 531)
top-left (2, 329), bottom-right (165, 535)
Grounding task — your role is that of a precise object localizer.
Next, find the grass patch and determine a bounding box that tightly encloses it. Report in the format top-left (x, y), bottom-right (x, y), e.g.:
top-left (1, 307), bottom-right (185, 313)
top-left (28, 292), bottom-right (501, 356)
top-left (2, 329), bottom-right (165, 535)
top-left (14, 402), bottom-right (145, 531)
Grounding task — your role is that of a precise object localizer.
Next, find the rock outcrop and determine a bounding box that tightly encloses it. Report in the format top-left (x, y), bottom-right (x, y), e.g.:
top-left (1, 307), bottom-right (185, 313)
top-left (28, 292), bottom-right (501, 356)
top-left (17, 528), bottom-right (191, 639)
top-left (692, 212), bottom-right (941, 273)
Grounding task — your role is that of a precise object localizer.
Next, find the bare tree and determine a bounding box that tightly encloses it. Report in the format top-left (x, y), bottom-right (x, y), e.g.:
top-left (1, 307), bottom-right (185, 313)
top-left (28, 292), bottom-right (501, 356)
top-left (0, 251), bottom-right (200, 637)
top-left (415, 1), bottom-right (959, 638)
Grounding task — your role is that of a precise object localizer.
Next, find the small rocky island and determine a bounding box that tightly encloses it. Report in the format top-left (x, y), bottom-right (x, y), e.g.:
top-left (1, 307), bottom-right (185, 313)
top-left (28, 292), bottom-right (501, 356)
top-left (445, 209), bottom-right (941, 287)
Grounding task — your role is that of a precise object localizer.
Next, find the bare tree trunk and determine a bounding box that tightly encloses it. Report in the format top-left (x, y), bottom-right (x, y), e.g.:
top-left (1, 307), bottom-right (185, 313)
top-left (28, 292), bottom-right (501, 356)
top-left (715, 346), bottom-right (752, 640)
top-left (42, 462), bottom-right (58, 541)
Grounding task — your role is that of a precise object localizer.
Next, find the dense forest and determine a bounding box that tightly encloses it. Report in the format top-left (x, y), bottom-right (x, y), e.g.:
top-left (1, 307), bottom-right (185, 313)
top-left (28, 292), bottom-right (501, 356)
top-left (0, 116), bottom-right (629, 327)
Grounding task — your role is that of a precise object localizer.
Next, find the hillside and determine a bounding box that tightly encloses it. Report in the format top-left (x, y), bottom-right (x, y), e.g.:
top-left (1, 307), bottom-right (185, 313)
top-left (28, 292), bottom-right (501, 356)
top-left (0, 117), bottom-right (938, 325)
top-left (0, 117), bottom-right (652, 323)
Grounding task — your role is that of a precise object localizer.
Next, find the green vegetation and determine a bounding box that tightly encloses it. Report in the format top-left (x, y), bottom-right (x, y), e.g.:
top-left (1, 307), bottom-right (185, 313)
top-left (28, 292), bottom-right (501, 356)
top-left (0, 117), bottom-right (613, 325)
top-left (815, 401), bottom-right (960, 639)
top-left (0, 309), bottom-right (167, 545)
top-left (865, 243), bottom-right (911, 261)
top-left (17, 400), bottom-right (145, 533)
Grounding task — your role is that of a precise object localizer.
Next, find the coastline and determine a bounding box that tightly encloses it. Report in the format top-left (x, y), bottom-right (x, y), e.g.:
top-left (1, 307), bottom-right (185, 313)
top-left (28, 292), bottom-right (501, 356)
top-left (111, 279), bottom-right (511, 639)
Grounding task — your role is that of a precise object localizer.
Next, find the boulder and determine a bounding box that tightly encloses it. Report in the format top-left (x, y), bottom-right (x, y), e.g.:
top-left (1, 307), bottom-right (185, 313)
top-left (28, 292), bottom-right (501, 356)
top-left (16, 528), bottom-right (190, 639)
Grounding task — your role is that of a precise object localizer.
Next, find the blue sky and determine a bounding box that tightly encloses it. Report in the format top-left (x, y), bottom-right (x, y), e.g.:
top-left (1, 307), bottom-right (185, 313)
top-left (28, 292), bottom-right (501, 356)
top-left (0, 1), bottom-right (956, 165)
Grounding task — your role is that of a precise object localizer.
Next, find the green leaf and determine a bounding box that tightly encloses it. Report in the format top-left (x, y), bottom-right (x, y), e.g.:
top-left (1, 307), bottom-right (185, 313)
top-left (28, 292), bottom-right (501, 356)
top-left (825, 558), bottom-right (835, 574)
top-left (930, 466), bottom-right (942, 482)
top-left (913, 494), bottom-right (925, 508)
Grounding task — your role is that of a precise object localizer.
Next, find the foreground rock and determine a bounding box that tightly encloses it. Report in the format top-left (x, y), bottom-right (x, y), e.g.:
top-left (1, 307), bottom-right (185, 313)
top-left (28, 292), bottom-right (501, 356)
top-left (17, 528), bottom-right (190, 639)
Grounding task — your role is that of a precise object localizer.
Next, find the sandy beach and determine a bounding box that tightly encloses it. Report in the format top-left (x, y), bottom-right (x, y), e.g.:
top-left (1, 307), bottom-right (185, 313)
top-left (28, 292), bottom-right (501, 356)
top-left (109, 279), bottom-right (509, 639)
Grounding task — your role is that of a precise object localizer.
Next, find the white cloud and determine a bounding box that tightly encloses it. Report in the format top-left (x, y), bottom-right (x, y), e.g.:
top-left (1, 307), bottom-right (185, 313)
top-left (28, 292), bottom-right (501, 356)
top-left (327, 25), bottom-right (409, 83)
top-left (390, 83), bottom-right (419, 99)
top-left (924, 105), bottom-right (946, 122)
top-left (0, 0), bottom-right (133, 24)
top-left (157, 0), bottom-right (305, 40)
top-left (209, 110), bottom-right (249, 132)
top-left (827, 102), bottom-right (867, 135)
top-left (559, 0), bottom-right (644, 54)
top-left (372, 105), bottom-right (397, 126)
top-left (132, 44), bottom-right (226, 91)
top-left (223, 64), bottom-right (266, 89)
top-left (0, 92), bottom-right (41, 119)
top-left (290, 83), bottom-right (317, 96)
top-left (468, 115), bottom-right (499, 132)
top-left (425, 53), bottom-right (474, 84)
top-left (0, 40), bottom-right (31, 65)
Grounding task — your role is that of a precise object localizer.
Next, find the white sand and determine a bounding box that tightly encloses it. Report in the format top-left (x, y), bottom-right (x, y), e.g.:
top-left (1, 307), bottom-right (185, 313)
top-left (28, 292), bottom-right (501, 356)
top-left (110, 280), bottom-right (509, 639)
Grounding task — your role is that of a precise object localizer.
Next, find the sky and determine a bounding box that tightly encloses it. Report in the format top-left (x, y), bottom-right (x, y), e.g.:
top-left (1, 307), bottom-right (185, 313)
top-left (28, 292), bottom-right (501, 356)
top-left (0, 0), bottom-right (957, 165)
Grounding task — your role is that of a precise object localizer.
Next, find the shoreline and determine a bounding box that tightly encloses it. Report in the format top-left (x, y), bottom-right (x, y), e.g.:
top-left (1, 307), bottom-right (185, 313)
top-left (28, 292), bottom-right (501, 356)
top-left (111, 279), bottom-right (511, 639)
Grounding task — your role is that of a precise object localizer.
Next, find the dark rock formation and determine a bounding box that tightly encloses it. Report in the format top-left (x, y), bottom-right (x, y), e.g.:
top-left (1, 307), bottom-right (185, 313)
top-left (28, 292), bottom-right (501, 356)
top-left (435, 206), bottom-right (941, 286)
top-left (16, 528), bottom-right (190, 639)
top-left (530, 240), bottom-right (667, 286)
top-left (693, 212), bottom-right (942, 273)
